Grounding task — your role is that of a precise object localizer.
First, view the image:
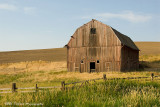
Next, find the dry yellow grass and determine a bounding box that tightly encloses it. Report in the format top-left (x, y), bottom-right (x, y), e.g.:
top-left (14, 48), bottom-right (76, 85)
top-left (140, 54), bottom-right (160, 62)
top-left (139, 54), bottom-right (160, 70)
top-left (0, 61), bottom-right (67, 73)
top-left (0, 64), bottom-right (158, 88)
top-left (0, 61), bottom-right (67, 88)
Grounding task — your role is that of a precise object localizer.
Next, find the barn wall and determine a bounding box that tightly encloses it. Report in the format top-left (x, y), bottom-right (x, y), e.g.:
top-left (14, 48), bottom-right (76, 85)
top-left (67, 20), bottom-right (122, 72)
top-left (121, 46), bottom-right (139, 71)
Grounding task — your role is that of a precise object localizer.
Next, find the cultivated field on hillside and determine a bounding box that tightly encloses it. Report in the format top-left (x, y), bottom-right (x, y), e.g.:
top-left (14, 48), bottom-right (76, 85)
top-left (135, 42), bottom-right (160, 55)
top-left (0, 48), bottom-right (67, 63)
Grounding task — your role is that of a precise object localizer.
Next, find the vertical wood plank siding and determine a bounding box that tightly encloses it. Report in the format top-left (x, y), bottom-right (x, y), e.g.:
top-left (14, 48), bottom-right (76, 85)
top-left (67, 20), bottom-right (139, 72)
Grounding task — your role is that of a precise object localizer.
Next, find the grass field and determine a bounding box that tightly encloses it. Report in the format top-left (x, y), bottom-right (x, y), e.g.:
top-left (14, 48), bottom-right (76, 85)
top-left (1, 79), bottom-right (160, 106)
top-left (0, 42), bottom-right (160, 106)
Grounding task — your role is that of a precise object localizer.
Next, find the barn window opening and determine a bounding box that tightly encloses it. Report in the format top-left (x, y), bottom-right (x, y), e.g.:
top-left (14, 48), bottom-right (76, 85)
top-left (90, 62), bottom-right (95, 72)
top-left (97, 60), bottom-right (99, 63)
top-left (81, 60), bottom-right (83, 63)
top-left (90, 28), bottom-right (96, 34)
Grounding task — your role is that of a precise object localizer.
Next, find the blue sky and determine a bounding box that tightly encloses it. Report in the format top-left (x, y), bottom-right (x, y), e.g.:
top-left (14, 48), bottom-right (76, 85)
top-left (0, 0), bottom-right (159, 51)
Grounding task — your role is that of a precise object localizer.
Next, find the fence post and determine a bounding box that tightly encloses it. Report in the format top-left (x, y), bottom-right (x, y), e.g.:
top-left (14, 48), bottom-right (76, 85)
top-left (103, 74), bottom-right (106, 80)
top-left (61, 81), bottom-right (65, 90)
top-left (151, 73), bottom-right (154, 81)
top-left (14, 67), bottom-right (15, 72)
top-left (35, 84), bottom-right (38, 92)
top-left (12, 83), bottom-right (17, 92)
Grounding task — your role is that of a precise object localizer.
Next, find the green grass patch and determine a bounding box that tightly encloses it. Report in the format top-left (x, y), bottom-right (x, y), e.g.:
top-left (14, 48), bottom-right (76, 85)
top-left (48, 70), bottom-right (67, 75)
top-left (0, 73), bottom-right (28, 85)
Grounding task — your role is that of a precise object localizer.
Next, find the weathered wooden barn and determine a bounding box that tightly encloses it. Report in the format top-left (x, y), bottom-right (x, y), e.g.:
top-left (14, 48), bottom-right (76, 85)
top-left (66, 19), bottom-right (139, 72)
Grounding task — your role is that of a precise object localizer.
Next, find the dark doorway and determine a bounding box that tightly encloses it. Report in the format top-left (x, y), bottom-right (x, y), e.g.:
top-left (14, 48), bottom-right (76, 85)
top-left (90, 62), bottom-right (95, 72)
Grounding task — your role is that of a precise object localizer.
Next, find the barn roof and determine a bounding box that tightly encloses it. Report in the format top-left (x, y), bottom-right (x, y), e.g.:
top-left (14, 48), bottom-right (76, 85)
top-left (111, 28), bottom-right (139, 51)
top-left (67, 19), bottom-right (139, 51)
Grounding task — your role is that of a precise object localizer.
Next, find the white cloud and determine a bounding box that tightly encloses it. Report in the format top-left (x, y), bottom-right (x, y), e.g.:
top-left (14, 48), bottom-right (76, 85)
top-left (24, 7), bottom-right (36, 15)
top-left (0, 4), bottom-right (37, 15)
top-left (0, 3), bottom-right (17, 11)
top-left (82, 11), bottom-right (152, 23)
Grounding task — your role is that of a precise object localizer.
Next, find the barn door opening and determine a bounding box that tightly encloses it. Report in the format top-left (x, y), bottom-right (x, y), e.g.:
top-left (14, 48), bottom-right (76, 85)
top-left (90, 62), bottom-right (95, 72)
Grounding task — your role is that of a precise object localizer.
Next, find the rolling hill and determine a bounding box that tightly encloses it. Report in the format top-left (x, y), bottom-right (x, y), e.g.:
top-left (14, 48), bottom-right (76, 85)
top-left (0, 48), bottom-right (67, 63)
top-left (135, 42), bottom-right (160, 55)
top-left (0, 42), bottom-right (159, 63)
